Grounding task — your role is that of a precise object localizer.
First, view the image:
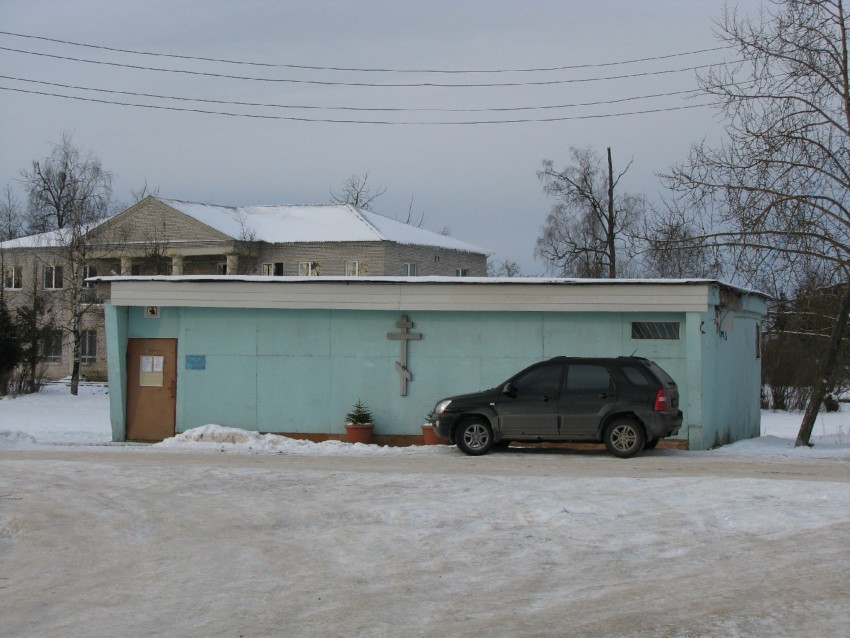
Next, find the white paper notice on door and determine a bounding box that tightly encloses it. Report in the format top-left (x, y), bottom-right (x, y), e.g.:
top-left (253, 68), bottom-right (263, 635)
top-left (140, 355), bottom-right (165, 387)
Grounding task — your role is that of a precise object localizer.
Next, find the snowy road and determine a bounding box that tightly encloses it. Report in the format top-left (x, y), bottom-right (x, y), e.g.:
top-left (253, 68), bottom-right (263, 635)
top-left (2, 447), bottom-right (848, 638)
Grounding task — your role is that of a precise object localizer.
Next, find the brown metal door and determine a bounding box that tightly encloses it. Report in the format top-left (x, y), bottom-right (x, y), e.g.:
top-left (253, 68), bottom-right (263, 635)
top-left (126, 338), bottom-right (177, 441)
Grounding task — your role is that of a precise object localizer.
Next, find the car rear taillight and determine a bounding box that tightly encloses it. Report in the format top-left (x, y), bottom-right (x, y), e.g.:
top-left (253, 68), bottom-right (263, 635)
top-left (654, 389), bottom-right (670, 412)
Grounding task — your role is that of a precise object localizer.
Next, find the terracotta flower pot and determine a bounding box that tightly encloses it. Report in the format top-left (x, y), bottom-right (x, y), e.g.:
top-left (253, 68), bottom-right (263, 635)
top-left (421, 424), bottom-right (447, 445)
top-left (345, 423), bottom-right (374, 444)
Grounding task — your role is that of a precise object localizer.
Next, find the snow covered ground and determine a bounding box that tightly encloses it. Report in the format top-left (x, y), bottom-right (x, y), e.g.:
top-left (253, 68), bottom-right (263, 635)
top-left (1, 385), bottom-right (849, 637)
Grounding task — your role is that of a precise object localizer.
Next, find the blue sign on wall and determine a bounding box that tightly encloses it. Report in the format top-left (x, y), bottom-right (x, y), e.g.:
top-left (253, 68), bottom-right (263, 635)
top-left (185, 355), bottom-right (206, 370)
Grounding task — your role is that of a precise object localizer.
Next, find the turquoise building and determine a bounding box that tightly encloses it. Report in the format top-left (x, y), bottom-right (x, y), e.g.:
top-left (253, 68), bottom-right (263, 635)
top-left (97, 276), bottom-right (769, 450)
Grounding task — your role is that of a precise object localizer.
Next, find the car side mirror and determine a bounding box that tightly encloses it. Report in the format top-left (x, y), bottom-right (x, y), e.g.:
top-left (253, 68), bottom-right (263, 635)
top-left (502, 382), bottom-right (516, 397)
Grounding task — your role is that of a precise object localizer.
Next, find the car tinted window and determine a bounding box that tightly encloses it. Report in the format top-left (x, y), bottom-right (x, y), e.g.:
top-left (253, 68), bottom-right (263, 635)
top-left (621, 365), bottom-right (654, 387)
top-left (645, 361), bottom-right (677, 387)
top-left (566, 364), bottom-right (614, 392)
top-left (512, 364), bottom-right (563, 395)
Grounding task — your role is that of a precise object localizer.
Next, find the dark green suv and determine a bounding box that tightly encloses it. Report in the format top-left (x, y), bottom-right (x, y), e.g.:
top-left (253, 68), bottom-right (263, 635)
top-left (429, 356), bottom-right (682, 458)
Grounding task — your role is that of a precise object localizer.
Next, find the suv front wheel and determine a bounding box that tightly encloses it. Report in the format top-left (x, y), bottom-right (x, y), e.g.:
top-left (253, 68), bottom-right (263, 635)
top-left (455, 418), bottom-right (494, 456)
top-left (603, 418), bottom-right (645, 458)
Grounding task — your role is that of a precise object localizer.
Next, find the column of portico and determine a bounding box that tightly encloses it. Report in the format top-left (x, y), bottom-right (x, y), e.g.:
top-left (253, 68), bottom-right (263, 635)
top-left (120, 257), bottom-right (133, 275)
top-left (226, 254), bottom-right (238, 275)
top-left (171, 254), bottom-right (184, 276)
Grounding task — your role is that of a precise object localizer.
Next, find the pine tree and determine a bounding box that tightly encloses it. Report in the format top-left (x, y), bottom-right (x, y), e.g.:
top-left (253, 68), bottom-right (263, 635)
top-left (0, 299), bottom-right (22, 395)
top-left (346, 400), bottom-right (373, 425)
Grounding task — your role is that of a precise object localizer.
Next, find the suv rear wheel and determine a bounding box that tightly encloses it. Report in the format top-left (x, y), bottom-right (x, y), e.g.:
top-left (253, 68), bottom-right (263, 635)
top-left (603, 418), bottom-right (645, 458)
top-left (455, 418), bottom-right (494, 456)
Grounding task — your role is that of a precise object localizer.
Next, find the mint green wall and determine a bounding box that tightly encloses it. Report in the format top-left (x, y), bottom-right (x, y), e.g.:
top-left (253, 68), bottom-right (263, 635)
top-left (699, 308), bottom-right (765, 448)
top-left (109, 295), bottom-right (764, 449)
top-left (103, 304), bottom-right (128, 441)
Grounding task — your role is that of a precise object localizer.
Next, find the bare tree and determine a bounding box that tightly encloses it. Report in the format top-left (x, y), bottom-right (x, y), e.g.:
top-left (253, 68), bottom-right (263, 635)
top-left (0, 185), bottom-right (23, 311)
top-left (0, 185), bottom-right (24, 241)
top-left (399, 196), bottom-right (425, 227)
top-left (233, 212), bottom-right (259, 274)
top-left (487, 259), bottom-right (523, 277)
top-left (536, 146), bottom-right (644, 278)
top-left (642, 204), bottom-right (722, 278)
top-left (115, 180), bottom-right (160, 212)
top-left (139, 225), bottom-right (173, 275)
top-left (129, 180), bottom-right (159, 203)
top-left (664, 0), bottom-right (850, 446)
top-left (20, 134), bottom-right (113, 395)
top-left (22, 134), bottom-right (112, 233)
top-left (330, 172), bottom-right (386, 211)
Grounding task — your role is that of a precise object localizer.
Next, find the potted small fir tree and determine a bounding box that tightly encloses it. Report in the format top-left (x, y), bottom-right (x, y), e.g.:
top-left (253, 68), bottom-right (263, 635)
top-left (345, 399), bottom-right (374, 444)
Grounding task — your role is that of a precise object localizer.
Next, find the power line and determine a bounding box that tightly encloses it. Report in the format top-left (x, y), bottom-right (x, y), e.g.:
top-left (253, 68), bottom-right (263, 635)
top-left (0, 75), bottom-right (702, 113)
top-left (0, 84), bottom-right (716, 124)
top-left (0, 46), bottom-right (725, 89)
top-left (0, 30), bottom-right (732, 74)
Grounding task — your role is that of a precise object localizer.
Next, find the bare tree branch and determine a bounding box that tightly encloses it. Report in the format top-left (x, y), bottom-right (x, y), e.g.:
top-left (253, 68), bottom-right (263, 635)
top-left (662, 0), bottom-right (850, 446)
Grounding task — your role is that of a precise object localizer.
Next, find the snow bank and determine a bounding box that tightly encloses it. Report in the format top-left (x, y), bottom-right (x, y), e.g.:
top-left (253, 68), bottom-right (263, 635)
top-left (157, 423), bottom-right (453, 456)
top-left (710, 409), bottom-right (850, 459)
top-left (0, 383), bottom-right (111, 445)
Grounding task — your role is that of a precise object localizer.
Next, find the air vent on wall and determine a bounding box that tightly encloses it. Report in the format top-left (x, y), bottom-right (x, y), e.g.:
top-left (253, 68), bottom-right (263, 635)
top-left (144, 306), bottom-right (160, 319)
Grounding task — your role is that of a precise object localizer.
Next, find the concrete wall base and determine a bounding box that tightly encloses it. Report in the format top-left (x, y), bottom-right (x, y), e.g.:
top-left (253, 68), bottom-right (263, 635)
top-left (256, 431), bottom-right (689, 450)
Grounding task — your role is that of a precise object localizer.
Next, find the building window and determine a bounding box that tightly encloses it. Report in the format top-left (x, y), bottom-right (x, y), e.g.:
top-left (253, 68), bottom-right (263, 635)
top-left (3, 265), bottom-right (22, 289)
top-left (42, 329), bottom-right (63, 363)
top-left (404, 263), bottom-right (417, 276)
top-left (455, 268), bottom-right (469, 277)
top-left (216, 263), bottom-right (227, 275)
top-left (130, 263), bottom-right (142, 276)
top-left (43, 265), bottom-right (64, 289)
top-left (298, 261), bottom-right (319, 277)
top-left (631, 321), bottom-right (680, 340)
top-left (345, 261), bottom-right (367, 276)
top-left (262, 262), bottom-right (284, 276)
top-left (82, 264), bottom-right (97, 288)
top-left (81, 329), bottom-right (97, 364)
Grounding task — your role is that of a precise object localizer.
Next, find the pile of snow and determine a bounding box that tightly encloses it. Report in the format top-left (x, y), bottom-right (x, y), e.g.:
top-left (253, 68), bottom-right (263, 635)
top-left (2, 383), bottom-right (850, 458)
top-left (158, 423), bottom-right (453, 456)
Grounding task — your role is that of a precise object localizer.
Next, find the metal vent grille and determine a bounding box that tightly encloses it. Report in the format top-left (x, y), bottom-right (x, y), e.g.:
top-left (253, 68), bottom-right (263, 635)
top-left (631, 321), bottom-right (680, 340)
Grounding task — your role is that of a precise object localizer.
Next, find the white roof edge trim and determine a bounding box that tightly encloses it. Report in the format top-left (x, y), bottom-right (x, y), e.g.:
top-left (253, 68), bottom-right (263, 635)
top-left (91, 274), bottom-right (770, 298)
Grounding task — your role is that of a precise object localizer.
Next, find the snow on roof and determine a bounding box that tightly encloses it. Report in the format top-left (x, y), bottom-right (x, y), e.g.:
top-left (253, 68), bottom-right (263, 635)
top-left (159, 198), bottom-right (490, 254)
top-left (0, 222), bottom-right (106, 250)
top-left (0, 228), bottom-right (69, 249)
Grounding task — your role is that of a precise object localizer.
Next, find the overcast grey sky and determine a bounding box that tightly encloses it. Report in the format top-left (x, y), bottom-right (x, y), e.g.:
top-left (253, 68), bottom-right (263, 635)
top-left (0, 0), bottom-right (760, 274)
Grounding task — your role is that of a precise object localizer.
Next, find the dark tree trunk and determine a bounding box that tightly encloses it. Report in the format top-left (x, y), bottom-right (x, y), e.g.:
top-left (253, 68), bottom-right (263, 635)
top-left (796, 280), bottom-right (850, 446)
top-left (606, 147), bottom-right (616, 278)
top-left (70, 318), bottom-right (81, 396)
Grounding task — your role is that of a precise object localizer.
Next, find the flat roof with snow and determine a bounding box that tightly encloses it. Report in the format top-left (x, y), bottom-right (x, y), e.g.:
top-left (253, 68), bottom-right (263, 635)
top-left (94, 276), bottom-right (770, 314)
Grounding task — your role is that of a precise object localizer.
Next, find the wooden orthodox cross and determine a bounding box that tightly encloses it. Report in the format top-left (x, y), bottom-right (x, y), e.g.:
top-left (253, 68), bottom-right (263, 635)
top-left (387, 315), bottom-right (422, 396)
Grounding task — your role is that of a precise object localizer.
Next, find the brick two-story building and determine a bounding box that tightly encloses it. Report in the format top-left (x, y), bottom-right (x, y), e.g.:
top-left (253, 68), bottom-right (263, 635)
top-left (0, 196), bottom-right (490, 380)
